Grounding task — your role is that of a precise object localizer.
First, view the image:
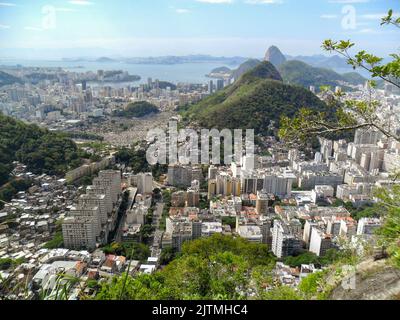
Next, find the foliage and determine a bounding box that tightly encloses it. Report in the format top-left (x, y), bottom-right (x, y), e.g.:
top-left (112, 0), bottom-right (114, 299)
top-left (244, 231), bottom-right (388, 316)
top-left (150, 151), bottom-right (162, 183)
top-left (351, 205), bottom-right (379, 221)
top-left (101, 242), bottom-right (150, 263)
top-left (0, 258), bottom-right (13, 270)
top-left (0, 258), bottom-right (25, 271)
top-left (115, 148), bottom-right (150, 173)
top-left (0, 113), bottom-right (85, 181)
top-left (374, 185), bottom-right (400, 268)
top-left (298, 270), bottom-right (332, 300)
top-left (63, 131), bottom-right (104, 141)
top-left (140, 225), bottom-right (155, 244)
top-left (95, 234), bottom-right (276, 300)
top-left (230, 59), bottom-right (263, 81)
top-left (159, 247), bottom-right (177, 266)
top-left (157, 81), bottom-right (177, 90)
top-left (113, 101), bottom-right (159, 118)
top-left (284, 252), bottom-right (322, 267)
top-left (0, 179), bottom-right (32, 209)
top-left (279, 60), bottom-right (365, 90)
top-left (261, 285), bottom-right (302, 300)
top-left (221, 216), bottom-right (236, 230)
top-left (115, 146), bottom-right (167, 180)
top-left (43, 231), bottom-right (64, 249)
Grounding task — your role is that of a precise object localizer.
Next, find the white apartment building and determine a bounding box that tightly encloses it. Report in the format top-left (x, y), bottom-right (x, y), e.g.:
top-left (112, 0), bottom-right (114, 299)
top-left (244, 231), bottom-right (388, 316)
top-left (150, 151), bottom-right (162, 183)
top-left (62, 216), bottom-right (97, 251)
top-left (357, 217), bottom-right (381, 236)
top-left (309, 227), bottom-right (332, 257)
top-left (272, 221), bottom-right (302, 258)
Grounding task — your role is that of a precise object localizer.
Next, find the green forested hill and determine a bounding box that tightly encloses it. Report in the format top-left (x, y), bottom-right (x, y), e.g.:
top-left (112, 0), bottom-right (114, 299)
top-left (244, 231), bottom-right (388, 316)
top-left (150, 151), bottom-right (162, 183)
top-left (182, 61), bottom-right (327, 134)
top-left (95, 234), bottom-right (277, 300)
top-left (278, 60), bottom-right (366, 89)
top-left (113, 101), bottom-right (160, 118)
top-left (0, 113), bottom-right (84, 185)
top-left (231, 59), bottom-right (262, 81)
top-left (0, 71), bottom-right (23, 87)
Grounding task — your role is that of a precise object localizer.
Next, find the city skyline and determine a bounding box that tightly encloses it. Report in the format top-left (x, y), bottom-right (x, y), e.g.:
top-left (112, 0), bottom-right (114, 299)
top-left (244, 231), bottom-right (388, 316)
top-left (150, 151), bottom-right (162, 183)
top-left (0, 0), bottom-right (399, 59)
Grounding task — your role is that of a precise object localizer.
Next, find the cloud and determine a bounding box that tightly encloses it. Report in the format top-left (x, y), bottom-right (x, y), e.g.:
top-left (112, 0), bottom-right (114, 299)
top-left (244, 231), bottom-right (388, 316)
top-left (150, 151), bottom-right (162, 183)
top-left (68, 0), bottom-right (94, 5)
top-left (176, 8), bottom-right (191, 14)
top-left (321, 14), bottom-right (338, 19)
top-left (196, 0), bottom-right (233, 3)
top-left (24, 26), bottom-right (43, 31)
top-left (245, 0), bottom-right (283, 4)
top-left (0, 24), bottom-right (11, 29)
top-left (55, 7), bottom-right (78, 12)
top-left (328, 0), bottom-right (369, 3)
top-left (0, 2), bottom-right (16, 6)
top-left (358, 28), bottom-right (376, 33)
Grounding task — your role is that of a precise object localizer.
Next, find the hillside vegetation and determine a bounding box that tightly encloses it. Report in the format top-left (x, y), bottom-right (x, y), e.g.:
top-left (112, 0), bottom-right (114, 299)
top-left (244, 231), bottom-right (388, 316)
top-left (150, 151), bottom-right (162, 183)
top-left (182, 61), bottom-right (327, 134)
top-left (278, 60), bottom-right (366, 90)
top-left (0, 71), bottom-right (23, 87)
top-left (0, 112), bottom-right (87, 203)
top-left (113, 101), bottom-right (160, 118)
top-left (95, 234), bottom-right (277, 300)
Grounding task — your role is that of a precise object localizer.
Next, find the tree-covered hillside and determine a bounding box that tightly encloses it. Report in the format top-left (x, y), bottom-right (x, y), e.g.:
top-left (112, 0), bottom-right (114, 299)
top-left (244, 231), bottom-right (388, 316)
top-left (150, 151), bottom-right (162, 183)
top-left (231, 59), bottom-right (262, 81)
top-left (0, 112), bottom-right (86, 185)
top-left (182, 61), bottom-right (327, 135)
top-left (95, 234), bottom-right (277, 300)
top-left (113, 101), bottom-right (160, 118)
top-left (0, 71), bottom-right (23, 87)
top-left (278, 60), bottom-right (366, 90)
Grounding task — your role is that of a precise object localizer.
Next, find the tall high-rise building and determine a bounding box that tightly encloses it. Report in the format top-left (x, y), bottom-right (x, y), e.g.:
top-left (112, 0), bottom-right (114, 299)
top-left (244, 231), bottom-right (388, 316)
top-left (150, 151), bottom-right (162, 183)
top-left (62, 216), bottom-right (97, 251)
top-left (69, 206), bottom-right (101, 237)
top-left (208, 80), bottom-right (214, 94)
top-left (256, 190), bottom-right (273, 216)
top-left (186, 188), bottom-right (200, 207)
top-left (309, 227), bottom-right (333, 257)
top-left (86, 185), bottom-right (113, 215)
top-left (208, 165), bottom-right (218, 180)
top-left (94, 170), bottom-right (121, 205)
top-left (271, 221), bottom-right (302, 258)
top-left (137, 172), bottom-right (153, 195)
top-left (79, 194), bottom-right (108, 225)
top-left (216, 79), bottom-right (224, 91)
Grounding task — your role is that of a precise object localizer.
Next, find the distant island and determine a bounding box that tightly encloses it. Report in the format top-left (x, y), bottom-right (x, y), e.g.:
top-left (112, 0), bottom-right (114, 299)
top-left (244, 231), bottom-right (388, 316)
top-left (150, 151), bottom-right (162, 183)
top-left (97, 70), bottom-right (141, 83)
top-left (96, 57), bottom-right (116, 63)
top-left (61, 55), bottom-right (249, 66)
top-left (206, 66), bottom-right (232, 79)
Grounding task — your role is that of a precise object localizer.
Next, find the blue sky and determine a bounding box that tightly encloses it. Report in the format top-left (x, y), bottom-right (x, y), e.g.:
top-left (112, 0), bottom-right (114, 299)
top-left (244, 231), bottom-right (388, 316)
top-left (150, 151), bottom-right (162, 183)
top-left (0, 0), bottom-right (398, 59)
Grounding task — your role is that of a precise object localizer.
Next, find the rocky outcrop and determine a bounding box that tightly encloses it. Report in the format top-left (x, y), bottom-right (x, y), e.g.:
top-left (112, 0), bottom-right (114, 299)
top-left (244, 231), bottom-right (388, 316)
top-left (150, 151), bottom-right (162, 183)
top-left (264, 46), bottom-right (287, 67)
top-left (329, 259), bottom-right (400, 300)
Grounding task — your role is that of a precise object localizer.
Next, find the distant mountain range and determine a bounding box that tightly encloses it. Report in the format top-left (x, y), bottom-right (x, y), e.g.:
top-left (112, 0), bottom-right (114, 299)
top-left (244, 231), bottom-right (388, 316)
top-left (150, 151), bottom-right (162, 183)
top-left (286, 54), bottom-right (351, 70)
top-left (58, 51), bottom-right (357, 70)
top-left (62, 55), bottom-right (249, 66)
top-left (278, 60), bottom-right (367, 90)
top-left (207, 46), bottom-right (367, 91)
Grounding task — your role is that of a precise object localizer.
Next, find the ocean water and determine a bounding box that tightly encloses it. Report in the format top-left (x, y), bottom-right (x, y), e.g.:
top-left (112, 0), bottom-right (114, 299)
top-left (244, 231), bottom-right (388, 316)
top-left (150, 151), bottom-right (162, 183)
top-left (0, 60), bottom-right (237, 85)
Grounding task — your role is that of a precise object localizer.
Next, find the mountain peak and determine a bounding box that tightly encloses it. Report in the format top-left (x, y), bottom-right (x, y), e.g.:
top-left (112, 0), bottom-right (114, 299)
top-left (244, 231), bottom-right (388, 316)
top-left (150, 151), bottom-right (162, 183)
top-left (264, 45), bottom-right (287, 67)
top-left (240, 61), bottom-right (283, 82)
